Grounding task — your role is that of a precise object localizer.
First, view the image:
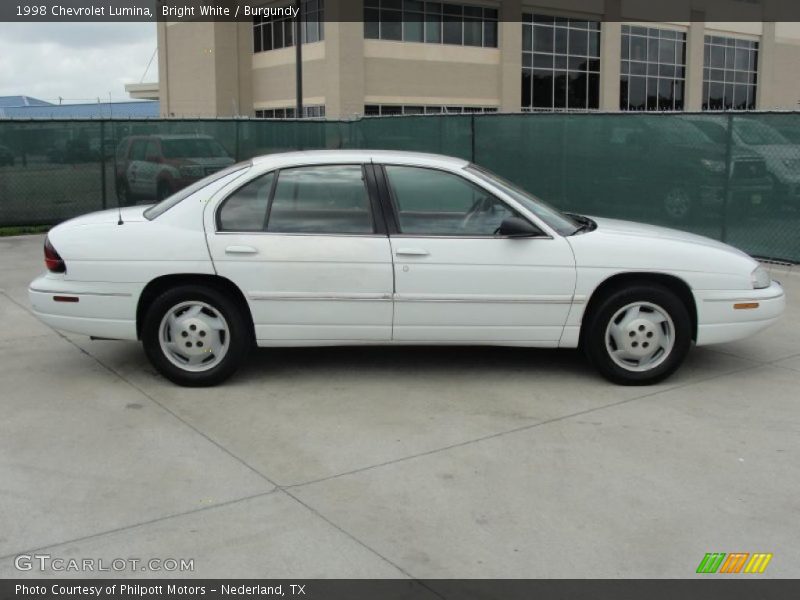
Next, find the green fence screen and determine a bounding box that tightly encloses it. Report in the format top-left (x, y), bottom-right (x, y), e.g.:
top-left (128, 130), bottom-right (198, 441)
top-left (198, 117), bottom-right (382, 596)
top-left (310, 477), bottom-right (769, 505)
top-left (0, 113), bottom-right (798, 262)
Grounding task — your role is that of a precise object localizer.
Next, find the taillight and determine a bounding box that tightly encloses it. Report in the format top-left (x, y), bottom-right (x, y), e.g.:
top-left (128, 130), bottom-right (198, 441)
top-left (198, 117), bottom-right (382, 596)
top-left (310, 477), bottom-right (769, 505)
top-left (44, 237), bottom-right (66, 273)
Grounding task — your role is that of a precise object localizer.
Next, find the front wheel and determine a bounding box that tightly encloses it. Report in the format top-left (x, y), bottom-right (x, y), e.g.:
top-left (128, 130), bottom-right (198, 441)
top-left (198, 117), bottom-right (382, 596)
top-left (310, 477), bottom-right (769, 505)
top-left (142, 285), bottom-right (251, 386)
top-left (583, 284), bottom-right (692, 385)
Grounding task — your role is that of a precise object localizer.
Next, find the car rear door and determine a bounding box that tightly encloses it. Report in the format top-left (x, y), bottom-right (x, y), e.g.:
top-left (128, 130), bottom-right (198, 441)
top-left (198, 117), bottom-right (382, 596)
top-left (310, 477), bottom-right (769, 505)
top-left (376, 163), bottom-right (576, 344)
top-left (206, 162), bottom-right (394, 343)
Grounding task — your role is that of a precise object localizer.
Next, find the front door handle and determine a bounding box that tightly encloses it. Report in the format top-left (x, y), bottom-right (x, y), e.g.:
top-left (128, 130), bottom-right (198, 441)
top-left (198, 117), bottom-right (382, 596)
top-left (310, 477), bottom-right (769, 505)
top-left (396, 248), bottom-right (429, 256)
top-left (225, 245), bottom-right (258, 255)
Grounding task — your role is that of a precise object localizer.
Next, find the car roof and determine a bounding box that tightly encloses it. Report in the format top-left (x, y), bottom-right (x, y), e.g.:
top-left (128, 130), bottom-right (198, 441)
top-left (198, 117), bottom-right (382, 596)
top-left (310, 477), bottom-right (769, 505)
top-left (250, 149), bottom-right (470, 169)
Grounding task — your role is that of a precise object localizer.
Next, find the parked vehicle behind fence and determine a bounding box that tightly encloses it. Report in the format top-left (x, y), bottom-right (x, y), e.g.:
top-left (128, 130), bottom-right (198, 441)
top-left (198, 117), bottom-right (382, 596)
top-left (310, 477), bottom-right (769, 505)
top-left (685, 116), bottom-right (800, 211)
top-left (115, 134), bottom-right (235, 206)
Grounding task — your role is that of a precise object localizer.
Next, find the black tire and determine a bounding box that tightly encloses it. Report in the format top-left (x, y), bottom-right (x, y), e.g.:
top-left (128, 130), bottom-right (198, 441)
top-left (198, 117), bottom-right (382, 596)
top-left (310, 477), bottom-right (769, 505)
top-left (141, 285), bottom-right (251, 387)
top-left (583, 283), bottom-right (692, 385)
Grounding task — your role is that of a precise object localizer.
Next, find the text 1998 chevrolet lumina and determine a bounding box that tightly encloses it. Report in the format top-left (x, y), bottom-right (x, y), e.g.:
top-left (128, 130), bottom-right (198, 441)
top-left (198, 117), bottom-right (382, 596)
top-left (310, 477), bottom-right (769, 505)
top-left (29, 150), bottom-right (785, 386)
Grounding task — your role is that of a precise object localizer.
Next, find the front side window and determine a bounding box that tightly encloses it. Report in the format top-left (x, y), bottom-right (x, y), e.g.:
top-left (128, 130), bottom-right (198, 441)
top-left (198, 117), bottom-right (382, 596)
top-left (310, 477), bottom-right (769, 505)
top-left (620, 25), bottom-right (686, 111)
top-left (522, 14), bottom-right (601, 111)
top-left (703, 35), bottom-right (758, 111)
top-left (364, 1), bottom-right (498, 48)
top-left (384, 165), bottom-right (521, 236)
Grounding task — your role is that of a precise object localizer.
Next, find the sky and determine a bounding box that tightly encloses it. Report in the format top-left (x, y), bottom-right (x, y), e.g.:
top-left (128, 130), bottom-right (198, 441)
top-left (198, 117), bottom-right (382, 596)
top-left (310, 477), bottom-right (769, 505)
top-left (0, 23), bottom-right (158, 104)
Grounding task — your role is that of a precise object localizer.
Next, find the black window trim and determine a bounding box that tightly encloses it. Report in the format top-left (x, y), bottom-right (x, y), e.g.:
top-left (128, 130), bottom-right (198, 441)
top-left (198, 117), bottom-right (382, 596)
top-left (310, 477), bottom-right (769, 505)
top-left (373, 163), bottom-right (551, 239)
top-left (215, 162), bottom-right (386, 237)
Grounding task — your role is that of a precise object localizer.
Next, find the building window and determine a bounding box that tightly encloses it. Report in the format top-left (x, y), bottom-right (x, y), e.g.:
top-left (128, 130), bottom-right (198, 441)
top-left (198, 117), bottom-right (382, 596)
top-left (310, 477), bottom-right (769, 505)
top-left (255, 105), bottom-right (326, 119)
top-left (620, 25), bottom-right (686, 111)
top-left (364, 1), bottom-right (498, 48)
top-left (521, 14), bottom-right (601, 111)
top-left (364, 105), bottom-right (498, 115)
top-left (253, 0), bottom-right (324, 53)
top-left (703, 35), bottom-right (758, 110)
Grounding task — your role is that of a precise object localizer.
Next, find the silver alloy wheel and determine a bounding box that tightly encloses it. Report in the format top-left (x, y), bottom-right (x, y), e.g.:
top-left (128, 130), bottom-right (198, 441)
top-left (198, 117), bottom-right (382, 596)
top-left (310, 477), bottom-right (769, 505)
top-left (605, 301), bottom-right (675, 372)
top-left (158, 301), bottom-right (230, 372)
top-left (664, 188), bottom-right (691, 220)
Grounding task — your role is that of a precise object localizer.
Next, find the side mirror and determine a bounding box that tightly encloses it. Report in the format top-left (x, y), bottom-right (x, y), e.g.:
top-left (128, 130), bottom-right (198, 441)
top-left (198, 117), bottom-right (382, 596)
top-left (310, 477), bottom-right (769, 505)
top-left (497, 217), bottom-right (543, 238)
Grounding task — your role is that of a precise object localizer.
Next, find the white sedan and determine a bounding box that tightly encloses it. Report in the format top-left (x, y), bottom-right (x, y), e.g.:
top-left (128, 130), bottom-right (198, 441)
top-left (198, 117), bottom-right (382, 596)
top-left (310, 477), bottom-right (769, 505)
top-left (29, 150), bottom-right (785, 387)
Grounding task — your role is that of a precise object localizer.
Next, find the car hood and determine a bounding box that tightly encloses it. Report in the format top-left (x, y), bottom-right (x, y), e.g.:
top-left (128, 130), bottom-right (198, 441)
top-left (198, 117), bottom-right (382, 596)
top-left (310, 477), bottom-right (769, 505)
top-left (567, 216), bottom-right (757, 278)
top-left (590, 216), bottom-right (747, 253)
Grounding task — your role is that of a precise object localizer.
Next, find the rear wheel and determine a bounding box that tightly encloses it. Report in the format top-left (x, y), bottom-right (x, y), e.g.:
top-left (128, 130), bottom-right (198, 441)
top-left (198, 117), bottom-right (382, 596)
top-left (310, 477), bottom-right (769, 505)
top-left (584, 284), bottom-right (691, 385)
top-left (142, 285), bottom-right (251, 386)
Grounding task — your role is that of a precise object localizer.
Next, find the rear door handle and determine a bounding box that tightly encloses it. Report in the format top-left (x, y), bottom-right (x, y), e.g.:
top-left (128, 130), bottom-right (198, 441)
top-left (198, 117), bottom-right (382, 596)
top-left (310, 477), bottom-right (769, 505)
top-left (396, 248), bottom-right (429, 256)
top-left (225, 245), bottom-right (258, 255)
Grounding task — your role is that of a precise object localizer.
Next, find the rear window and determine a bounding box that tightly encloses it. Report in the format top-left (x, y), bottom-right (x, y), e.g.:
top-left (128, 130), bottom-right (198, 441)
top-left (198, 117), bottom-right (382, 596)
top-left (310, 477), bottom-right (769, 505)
top-left (144, 163), bottom-right (250, 220)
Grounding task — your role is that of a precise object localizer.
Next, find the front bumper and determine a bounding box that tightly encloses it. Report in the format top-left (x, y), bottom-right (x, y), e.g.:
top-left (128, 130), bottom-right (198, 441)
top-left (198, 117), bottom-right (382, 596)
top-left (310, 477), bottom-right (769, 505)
top-left (694, 280), bottom-right (785, 345)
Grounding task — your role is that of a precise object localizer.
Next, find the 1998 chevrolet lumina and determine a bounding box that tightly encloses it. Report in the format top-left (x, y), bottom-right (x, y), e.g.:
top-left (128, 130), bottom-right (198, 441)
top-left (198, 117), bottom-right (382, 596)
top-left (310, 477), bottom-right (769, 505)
top-left (29, 150), bottom-right (785, 387)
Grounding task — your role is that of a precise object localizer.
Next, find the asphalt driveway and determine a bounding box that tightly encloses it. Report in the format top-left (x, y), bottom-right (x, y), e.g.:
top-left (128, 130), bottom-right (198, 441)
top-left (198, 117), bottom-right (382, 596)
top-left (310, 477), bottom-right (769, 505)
top-left (1, 234), bottom-right (798, 578)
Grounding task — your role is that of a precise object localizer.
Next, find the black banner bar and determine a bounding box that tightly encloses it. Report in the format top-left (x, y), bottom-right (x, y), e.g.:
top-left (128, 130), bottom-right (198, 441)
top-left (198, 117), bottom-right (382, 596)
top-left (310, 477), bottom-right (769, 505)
top-left (2, 580), bottom-right (800, 600)
top-left (2, 0), bottom-right (800, 22)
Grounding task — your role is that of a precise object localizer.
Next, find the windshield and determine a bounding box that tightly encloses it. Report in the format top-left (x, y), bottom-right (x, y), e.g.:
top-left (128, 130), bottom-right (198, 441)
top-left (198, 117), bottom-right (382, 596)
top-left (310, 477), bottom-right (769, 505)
top-left (144, 163), bottom-right (250, 220)
top-left (162, 138), bottom-right (229, 159)
top-left (465, 164), bottom-right (579, 236)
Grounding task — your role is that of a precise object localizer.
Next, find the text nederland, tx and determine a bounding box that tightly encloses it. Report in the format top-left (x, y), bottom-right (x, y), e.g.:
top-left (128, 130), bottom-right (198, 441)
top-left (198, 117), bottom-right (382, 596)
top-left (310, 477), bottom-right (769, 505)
top-left (15, 584), bottom-right (305, 596)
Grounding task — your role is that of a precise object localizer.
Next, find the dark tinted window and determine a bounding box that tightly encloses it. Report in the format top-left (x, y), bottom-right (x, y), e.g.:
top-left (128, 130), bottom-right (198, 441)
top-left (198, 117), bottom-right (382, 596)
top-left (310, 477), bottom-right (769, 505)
top-left (267, 165), bottom-right (373, 234)
top-left (385, 165), bottom-right (520, 236)
top-left (217, 172), bottom-right (276, 231)
top-left (145, 164), bottom-right (250, 221)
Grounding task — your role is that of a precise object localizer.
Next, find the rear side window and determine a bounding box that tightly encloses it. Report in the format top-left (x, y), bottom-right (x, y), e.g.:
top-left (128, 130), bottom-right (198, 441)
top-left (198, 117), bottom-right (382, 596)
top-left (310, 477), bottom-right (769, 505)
top-left (217, 172), bottom-right (275, 231)
top-left (217, 164), bottom-right (374, 234)
top-left (145, 163), bottom-right (250, 220)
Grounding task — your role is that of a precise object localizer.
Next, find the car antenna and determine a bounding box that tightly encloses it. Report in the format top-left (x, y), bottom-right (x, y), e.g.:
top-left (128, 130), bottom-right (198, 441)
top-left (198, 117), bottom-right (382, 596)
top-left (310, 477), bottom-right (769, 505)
top-left (117, 201), bottom-right (124, 225)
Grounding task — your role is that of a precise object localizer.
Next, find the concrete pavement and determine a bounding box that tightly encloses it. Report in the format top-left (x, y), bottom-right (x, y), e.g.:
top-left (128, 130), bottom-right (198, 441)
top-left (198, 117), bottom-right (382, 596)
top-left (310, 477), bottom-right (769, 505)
top-left (1, 234), bottom-right (798, 578)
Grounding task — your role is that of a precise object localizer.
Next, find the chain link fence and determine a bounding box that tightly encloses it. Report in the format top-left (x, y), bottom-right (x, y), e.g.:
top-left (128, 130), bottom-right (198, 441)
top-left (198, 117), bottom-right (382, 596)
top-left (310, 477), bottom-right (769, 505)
top-left (0, 112), bottom-right (798, 261)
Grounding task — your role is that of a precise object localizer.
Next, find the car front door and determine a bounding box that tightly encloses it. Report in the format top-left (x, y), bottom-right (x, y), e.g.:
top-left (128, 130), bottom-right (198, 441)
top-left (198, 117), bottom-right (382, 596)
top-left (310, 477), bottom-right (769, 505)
top-left (378, 164), bottom-right (576, 344)
top-left (206, 163), bottom-right (394, 343)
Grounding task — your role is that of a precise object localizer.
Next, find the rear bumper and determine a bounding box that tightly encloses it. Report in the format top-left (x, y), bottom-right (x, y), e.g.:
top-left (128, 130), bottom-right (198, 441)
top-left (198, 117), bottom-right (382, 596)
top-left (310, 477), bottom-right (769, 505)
top-left (28, 274), bottom-right (139, 340)
top-left (694, 280), bottom-right (785, 345)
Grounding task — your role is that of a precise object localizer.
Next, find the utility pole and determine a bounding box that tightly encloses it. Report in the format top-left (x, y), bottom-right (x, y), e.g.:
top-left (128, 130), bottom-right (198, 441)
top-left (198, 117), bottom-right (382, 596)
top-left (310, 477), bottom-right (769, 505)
top-left (294, 0), bottom-right (303, 118)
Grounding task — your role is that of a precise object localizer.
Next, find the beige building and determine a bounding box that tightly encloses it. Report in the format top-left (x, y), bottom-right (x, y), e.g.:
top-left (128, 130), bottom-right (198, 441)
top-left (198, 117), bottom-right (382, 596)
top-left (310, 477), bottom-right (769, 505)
top-left (155, 0), bottom-right (800, 119)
